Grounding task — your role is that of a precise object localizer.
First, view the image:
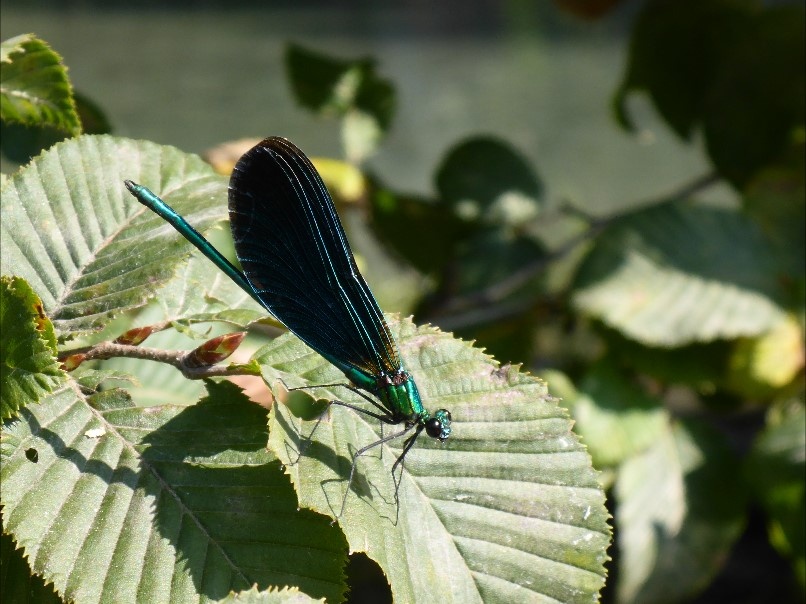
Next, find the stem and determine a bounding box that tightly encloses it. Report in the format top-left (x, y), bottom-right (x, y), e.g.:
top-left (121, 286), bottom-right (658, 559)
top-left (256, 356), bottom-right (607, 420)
top-left (428, 171), bottom-right (721, 317)
top-left (60, 341), bottom-right (254, 380)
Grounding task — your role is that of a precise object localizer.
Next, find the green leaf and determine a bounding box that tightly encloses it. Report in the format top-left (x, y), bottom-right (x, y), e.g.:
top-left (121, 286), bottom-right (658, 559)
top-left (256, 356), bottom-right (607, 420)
top-left (155, 242), bottom-right (265, 330)
top-left (1, 90), bottom-right (113, 165)
top-left (71, 367), bottom-right (137, 391)
top-left (1, 381), bottom-right (348, 603)
top-left (613, 1), bottom-right (805, 187)
top-left (368, 181), bottom-right (467, 275)
top-left (454, 229), bottom-right (547, 298)
top-left (746, 399), bottom-right (806, 587)
top-left (285, 44), bottom-right (360, 114)
top-left (572, 201), bottom-right (786, 346)
top-left (701, 5), bottom-right (805, 187)
top-left (1, 119), bottom-right (69, 165)
top-left (0, 135), bottom-right (228, 340)
top-left (613, 0), bottom-right (753, 138)
top-left (340, 110), bottom-right (383, 166)
top-left (615, 418), bottom-right (747, 603)
top-left (743, 147), bottom-right (806, 281)
top-left (557, 361), bottom-right (668, 469)
top-left (0, 275), bottom-right (64, 419)
top-left (284, 43), bottom-right (395, 162)
top-left (435, 136), bottom-right (544, 230)
top-left (442, 230), bottom-right (548, 363)
top-left (259, 316), bottom-right (610, 603)
top-left (598, 324), bottom-right (732, 389)
top-left (0, 33), bottom-right (81, 136)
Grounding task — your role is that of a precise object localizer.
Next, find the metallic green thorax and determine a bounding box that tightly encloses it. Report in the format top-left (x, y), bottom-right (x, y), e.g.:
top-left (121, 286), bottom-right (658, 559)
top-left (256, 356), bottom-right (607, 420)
top-left (335, 361), bottom-right (425, 420)
top-left (326, 355), bottom-right (451, 440)
top-left (332, 357), bottom-right (451, 441)
top-left (377, 372), bottom-right (426, 421)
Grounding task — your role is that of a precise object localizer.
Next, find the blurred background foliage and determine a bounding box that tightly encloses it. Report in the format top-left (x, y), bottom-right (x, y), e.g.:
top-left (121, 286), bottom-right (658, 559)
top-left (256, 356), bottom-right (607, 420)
top-left (1, 0), bottom-right (803, 602)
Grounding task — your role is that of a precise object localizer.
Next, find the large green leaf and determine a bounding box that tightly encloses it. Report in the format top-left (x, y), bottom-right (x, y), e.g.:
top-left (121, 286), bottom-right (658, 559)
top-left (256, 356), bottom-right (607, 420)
top-left (0, 135), bottom-right (228, 340)
top-left (572, 201), bottom-right (786, 346)
top-left (1, 380), bottom-right (348, 603)
top-left (0, 33), bottom-right (80, 136)
top-left (259, 316), bottom-right (610, 603)
top-left (614, 418), bottom-right (746, 603)
top-left (0, 275), bottom-right (65, 419)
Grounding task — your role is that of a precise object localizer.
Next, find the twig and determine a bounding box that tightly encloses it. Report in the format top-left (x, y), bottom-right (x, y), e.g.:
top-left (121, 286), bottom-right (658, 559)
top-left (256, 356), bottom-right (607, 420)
top-left (60, 339), bottom-right (255, 380)
top-left (665, 171), bottom-right (721, 202)
top-left (429, 171), bottom-right (721, 316)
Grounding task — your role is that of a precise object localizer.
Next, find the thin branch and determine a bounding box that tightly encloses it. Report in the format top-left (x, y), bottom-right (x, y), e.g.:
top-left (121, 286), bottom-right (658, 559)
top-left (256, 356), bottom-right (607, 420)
top-left (445, 225), bottom-right (604, 313)
top-left (61, 341), bottom-right (254, 380)
top-left (429, 171), bottom-right (721, 316)
top-left (431, 296), bottom-right (544, 331)
top-left (665, 171), bottom-right (721, 202)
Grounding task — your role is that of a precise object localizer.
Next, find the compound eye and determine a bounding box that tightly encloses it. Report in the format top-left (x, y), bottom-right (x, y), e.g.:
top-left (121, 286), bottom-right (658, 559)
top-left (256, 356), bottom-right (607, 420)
top-left (425, 418), bottom-right (443, 439)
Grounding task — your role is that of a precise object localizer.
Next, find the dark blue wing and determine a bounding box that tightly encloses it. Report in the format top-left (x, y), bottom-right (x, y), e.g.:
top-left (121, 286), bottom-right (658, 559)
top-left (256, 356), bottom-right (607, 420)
top-left (228, 137), bottom-right (400, 379)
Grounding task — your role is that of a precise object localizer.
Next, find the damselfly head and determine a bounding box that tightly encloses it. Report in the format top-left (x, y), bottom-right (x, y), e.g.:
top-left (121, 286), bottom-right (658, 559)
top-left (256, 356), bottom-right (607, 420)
top-left (425, 409), bottom-right (452, 441)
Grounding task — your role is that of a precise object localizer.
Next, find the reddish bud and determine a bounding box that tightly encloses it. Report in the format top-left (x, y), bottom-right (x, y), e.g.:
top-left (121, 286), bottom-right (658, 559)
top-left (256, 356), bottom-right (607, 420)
top-left (60, 353), bottom-right (86, 371)
top-left (114, 325), bottom-right (156, 346)
top-left (185, 332), bottom-right (247, 367)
